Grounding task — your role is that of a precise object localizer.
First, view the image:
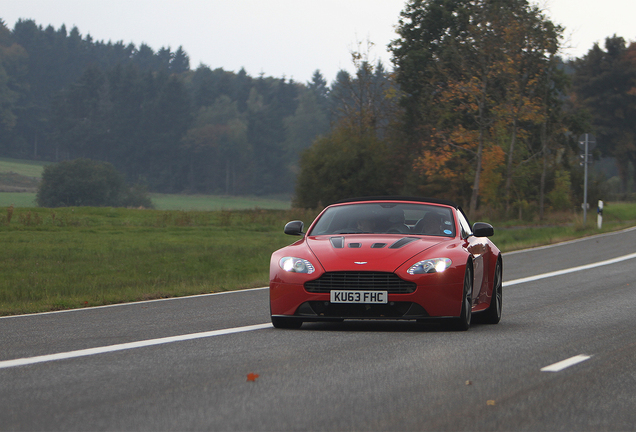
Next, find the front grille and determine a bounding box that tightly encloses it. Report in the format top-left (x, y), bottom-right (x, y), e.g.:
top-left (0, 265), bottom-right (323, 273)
top-left (296, 301), bottom-right (429, 318)
top-left (305, 272), bottom-right (416, 294)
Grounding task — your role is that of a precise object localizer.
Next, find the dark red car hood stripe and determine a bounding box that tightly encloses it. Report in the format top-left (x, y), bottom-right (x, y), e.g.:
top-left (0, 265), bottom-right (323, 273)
top-left (307, 235), bottom-right (446, 272)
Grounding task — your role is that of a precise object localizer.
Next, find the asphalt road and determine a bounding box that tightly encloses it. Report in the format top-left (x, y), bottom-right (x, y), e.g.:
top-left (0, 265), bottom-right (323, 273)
top-left (1, 227), bottom-right (635, 431)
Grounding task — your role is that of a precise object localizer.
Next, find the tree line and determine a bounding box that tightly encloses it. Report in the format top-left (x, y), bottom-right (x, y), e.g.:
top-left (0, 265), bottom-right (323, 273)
top-left (0, 18), bottom-right (334, 195)
top-left (296, 0), bottom-right (636, 218)
top-left (1, 1), bottom-right (635, 216)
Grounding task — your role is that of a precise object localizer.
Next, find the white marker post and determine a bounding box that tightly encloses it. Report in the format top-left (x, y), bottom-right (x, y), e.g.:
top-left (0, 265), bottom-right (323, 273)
top-left (597, 200), bottom-right (603, 229)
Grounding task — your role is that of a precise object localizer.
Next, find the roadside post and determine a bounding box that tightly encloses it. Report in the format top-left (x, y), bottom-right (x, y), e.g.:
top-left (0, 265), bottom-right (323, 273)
top-left (597, 200), bottom-right (603, 229)
top-left (578, 133), bottom-right (596, 225)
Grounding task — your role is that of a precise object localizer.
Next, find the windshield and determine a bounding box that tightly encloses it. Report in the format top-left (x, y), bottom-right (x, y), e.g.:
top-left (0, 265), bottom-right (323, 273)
top-left (309, 203), bottom-right (456, 237)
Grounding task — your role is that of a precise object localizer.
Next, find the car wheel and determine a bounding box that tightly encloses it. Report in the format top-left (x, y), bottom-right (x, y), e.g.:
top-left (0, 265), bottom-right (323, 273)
top-left (271, 316), bottom-right (303, 329)
top-left (481, 259), bottom-right (502, 324)
top-left (452, 264), bottom-right (472, 331)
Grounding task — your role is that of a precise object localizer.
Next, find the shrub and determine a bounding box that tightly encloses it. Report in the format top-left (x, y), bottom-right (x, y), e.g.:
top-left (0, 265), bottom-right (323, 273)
top-left (36, 159), bottom-right (153, 208)
top-left (121, 183), bottom-right (154, 209)
top-left (293, 126), bottom-right (398, 208)
top-left (547, 170), bottom-right (572, 211)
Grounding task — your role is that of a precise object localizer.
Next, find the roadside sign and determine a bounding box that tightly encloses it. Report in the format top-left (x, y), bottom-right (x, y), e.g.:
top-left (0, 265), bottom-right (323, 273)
top-left (578, 133), bottom-right (596, 152)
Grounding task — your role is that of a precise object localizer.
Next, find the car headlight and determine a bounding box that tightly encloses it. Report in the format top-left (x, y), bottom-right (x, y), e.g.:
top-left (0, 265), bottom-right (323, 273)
top-left (279, 257), bottom-right (315, 274)
top-left (407, 258), bottom-right (452, 274)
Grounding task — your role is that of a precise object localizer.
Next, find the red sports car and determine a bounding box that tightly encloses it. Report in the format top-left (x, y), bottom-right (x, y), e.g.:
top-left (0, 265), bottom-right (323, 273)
top-left (269, 197), bottom-right (502, 330)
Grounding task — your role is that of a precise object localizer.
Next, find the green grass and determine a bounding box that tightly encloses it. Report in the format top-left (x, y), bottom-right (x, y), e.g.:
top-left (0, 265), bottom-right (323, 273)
top-left (0, 158), bottom-right (44, 193)
top-left (150, 194), bottom-right (291, 210)
top-left (0, 206), bottom-right (317, 316)
top-left (0, 191), bottom-right (291, 210)
top-left (490, 202), bottom-right (636, 251)
top-left (0, 192), bottom-right (37, 207)
top-left (0, 157), bottom-right (292, 210)
top-left (0, 157), bottom-right (48, 178)
top-left (0, 202), bottom-right (634, 317)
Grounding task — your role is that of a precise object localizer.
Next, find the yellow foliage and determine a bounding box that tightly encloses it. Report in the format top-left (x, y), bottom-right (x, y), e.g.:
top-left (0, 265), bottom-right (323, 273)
top-left (479, 145), bottom-right (506, 206)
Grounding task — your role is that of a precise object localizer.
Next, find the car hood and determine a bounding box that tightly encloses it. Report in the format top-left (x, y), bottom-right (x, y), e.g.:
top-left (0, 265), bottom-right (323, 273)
top-left (307, 235), bottom-right (446, 272)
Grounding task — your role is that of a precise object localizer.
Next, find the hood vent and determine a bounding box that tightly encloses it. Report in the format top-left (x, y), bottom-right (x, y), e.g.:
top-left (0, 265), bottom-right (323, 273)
top-left (330, 236), bottom-right (345, 249)
top-left (330, 237), bottom-right (418, 249)
top-left (389, 237), bottom-right (419, 249)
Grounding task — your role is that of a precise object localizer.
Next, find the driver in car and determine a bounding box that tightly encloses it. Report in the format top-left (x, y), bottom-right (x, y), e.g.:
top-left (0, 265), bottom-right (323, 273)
top-left (419, 212), bottom-right (443, 235)
top-left (357, 216), bottom-right (377, 233)
top-left (386, 210), bottom-right (410, 233)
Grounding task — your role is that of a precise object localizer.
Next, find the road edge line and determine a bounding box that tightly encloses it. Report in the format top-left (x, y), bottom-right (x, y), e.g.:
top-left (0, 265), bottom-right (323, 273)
top-left (0, 323), bottom-right (273, 370)
top-left (503, 252), bottom-right (636, 287)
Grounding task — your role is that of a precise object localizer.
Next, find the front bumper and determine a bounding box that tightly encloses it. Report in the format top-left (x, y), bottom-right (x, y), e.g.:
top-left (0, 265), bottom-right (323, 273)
top-left (270, 279), bottom-right (464, 320)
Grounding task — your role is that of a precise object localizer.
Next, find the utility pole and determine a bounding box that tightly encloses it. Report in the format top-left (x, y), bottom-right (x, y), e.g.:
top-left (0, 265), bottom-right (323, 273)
top-left (578, 133), bottom-right (596, 224)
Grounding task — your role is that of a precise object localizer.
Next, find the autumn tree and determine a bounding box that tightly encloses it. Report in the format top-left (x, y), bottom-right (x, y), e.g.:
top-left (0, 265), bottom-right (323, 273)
top-left (537, 57), bottom-right (571, 219)
top-left (391, 0), bottom-right (563, 216)
top-left (492, 10), bottom-right (561, 214)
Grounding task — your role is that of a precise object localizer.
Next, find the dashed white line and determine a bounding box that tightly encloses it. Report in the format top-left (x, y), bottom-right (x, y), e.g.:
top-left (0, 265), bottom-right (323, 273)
top-left (0, 323), bottom-right (272, 370)
top-left (541, 354), bottom-right (592, 372)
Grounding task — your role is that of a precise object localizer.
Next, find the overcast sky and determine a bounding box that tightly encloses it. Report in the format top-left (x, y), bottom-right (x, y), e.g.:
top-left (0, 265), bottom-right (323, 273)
top-left (2, 0), bottom-right (635, 84)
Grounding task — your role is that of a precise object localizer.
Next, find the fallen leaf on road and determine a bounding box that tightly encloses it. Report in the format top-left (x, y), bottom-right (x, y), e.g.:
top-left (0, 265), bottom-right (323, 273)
top-left (487, 400), bottom-right (496, 406)
top-left (247, 373), bottom-right (259, 382)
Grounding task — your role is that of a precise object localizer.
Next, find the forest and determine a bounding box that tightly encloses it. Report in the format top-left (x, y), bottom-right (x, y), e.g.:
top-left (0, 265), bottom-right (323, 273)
top-left (0, 18), bottom-right (335, 196)
top-left (1, 0), bottom-right (635, 217)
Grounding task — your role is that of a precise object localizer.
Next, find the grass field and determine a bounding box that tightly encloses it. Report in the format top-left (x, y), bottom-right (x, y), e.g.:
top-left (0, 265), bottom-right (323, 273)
top-left (0, 206), bottom-right (316, 316)
top-left (0, 192), bottom-right (38, 207)
top-left (150, 194), bottom-right (291, 210)
top-left (489, 202), bottom-right (636, 251)
top-left (0, 158), bottom-right (46, 194)
top-left (0, 157), bottom-right (48, 178)
top-left (0, 202), bottom-right (635, 316)
top-left (0, 192), bottom-right (292, 211)
top-left (0, 158), bottom-right (293, 210)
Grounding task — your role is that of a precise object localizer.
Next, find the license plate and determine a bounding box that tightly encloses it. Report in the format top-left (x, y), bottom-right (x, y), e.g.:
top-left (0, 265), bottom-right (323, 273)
top-left (330, 290), bottom-right (388, 304)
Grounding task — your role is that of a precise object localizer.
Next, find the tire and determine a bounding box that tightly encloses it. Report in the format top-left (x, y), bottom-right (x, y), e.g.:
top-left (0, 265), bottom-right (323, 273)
top-left (271, 316), bottom-right (303, 329)
top-left (451, 264), bottom-right (473, 331)
top-left (481, 258), bottom-right (502, 324)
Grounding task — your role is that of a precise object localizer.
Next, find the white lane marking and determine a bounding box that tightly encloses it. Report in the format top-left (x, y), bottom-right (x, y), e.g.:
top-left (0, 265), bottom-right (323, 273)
top-left (541, 354), bottom-right (592, 372)
top-left (0, 323), bottom-right (272, 370)
top-left (503, 252), bottom-right (636, 287)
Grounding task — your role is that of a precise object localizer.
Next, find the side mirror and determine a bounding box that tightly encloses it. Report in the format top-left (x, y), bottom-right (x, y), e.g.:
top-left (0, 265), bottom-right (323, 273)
top-left (284, 220), bottom-right (305, 236)
top-left (472, 222), bottom-right (494, 238)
